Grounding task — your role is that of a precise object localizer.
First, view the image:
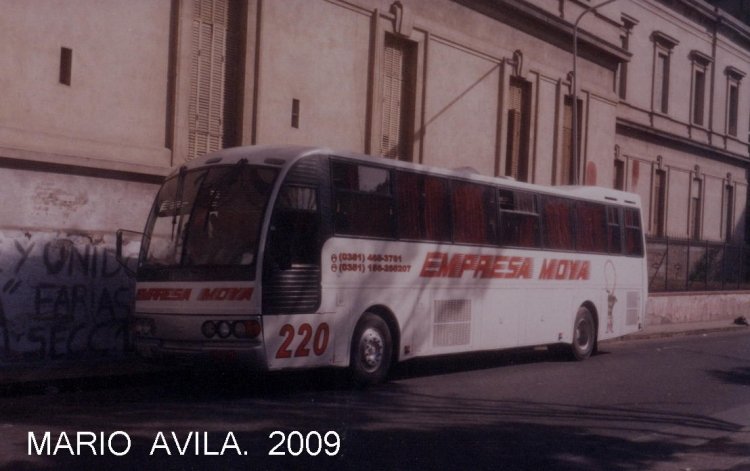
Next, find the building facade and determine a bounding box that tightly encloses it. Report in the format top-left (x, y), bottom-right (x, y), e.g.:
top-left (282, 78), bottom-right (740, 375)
top-left (0, 0), bottom-right (748, 366)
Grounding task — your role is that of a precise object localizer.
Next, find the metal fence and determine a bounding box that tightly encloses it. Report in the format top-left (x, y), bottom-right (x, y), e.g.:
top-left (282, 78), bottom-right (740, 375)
top-left (647, 238), bottom-right (750, 292)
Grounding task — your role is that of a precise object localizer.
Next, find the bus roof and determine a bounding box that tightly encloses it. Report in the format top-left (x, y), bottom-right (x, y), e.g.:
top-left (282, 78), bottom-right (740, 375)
top-left (174, 145), bottom-right (641, 208)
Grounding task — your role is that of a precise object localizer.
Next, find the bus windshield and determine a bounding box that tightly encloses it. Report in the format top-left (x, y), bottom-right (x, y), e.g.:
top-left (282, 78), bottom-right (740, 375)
top-left (140, 163), bottom-right (278, 279)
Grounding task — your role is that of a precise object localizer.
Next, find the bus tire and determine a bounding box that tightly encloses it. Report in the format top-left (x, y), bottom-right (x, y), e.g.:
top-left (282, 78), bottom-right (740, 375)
top-left (570, 306), bottom-right (596, 361)
top-left (350, 313), bottom-right (393, 386)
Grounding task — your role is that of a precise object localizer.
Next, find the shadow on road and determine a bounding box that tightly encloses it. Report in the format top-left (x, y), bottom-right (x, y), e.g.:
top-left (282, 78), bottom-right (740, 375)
top-left (708, 366), bottom-right (750, 386)
top-left (1, 339), bottom-right (747, 470)
top-left (0, 345), bottom-right (596, 399)
top-left (1, 369), bottom-right (745, 471)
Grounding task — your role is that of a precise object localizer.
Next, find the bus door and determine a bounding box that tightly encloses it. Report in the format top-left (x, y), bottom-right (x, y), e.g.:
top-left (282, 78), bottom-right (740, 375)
top-left (263, 157), bottom-right (335, 369)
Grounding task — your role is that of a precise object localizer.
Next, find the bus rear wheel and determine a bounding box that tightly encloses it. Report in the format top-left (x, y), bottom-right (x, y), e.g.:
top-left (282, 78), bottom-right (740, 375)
top-left (350, 313), bottom-right (392, 386)
top-left (570, 306), bottom-right (596, 361)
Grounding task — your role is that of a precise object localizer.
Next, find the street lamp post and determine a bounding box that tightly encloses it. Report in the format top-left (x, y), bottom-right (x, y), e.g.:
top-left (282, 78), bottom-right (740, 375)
top-left (572, 0), bottom-right (618, 185)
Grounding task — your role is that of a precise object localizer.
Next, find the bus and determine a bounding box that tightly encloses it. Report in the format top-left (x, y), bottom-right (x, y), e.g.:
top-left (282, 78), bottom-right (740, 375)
top-left (117, 145), bottom-right (647, 385)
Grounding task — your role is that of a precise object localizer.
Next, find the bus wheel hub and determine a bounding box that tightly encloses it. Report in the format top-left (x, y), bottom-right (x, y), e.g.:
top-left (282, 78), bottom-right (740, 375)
top-left (361, 328), bottom-right (384, 370)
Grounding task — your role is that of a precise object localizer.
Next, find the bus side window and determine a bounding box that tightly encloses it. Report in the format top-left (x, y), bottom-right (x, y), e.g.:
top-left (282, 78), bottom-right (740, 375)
top-left (624, 208), bottom-right (643, 256)
top-left (332, 161), bottom-right (394, 239)
top-left (268, 185), bottom-right (319, 269)
top-left (395, 172), bottom-right (451, 242)
top-left (575, 202), bottom-right (607, 253)
top-left (607, 206), bottom-right (622, 254)
top-left (541, 196), bottom-right (574, 250)
top-left (497, 189), bottom-right (540, 248)
top-left (452, 181), bottom-right (495, 245)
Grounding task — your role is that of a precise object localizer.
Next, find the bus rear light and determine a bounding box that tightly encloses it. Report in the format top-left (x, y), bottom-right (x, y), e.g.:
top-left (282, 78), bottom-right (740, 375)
top-left (232, 320), bottom-right (261, 339)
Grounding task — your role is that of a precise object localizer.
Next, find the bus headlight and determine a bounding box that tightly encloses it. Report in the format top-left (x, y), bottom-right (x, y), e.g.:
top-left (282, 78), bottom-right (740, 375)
top-left (201, 321), bottom-right (217, 338)
top-left (232, 320), bottom-right (262, 339)
top-left (217, 321), bottom-right (232, 338)
top-left (132, 318), bottom-right (155, 337)
top-left (202, 319), bottom-right (262, 339)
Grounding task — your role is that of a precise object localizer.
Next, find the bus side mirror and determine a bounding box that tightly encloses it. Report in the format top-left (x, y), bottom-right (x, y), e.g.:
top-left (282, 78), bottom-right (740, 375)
top-left (116, 229), bottom-right (142, 277)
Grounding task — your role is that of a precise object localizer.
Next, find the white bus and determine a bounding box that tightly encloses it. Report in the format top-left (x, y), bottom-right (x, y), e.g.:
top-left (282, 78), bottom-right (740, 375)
top-left (117, 145), bottom-right (646, 385)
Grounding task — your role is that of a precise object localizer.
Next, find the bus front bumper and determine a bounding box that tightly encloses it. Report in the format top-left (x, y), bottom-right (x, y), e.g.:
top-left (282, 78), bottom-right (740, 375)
top-left (134, 337), bottom-right (268, 369)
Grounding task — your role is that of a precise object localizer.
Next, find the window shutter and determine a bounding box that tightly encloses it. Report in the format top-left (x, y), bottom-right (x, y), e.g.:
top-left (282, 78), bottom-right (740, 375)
top-left (382, 35), bottom-right (404, 159)
top-left (561, 97), bottom-right (574, 184)
top-left (506, 110), bottom-right (521, 178)
top-left (505, 79), bottom-right (529, 181)
top-left (188, 0), bottom-right (233, 160)
top-left (381, 34), bottom-right (415, 161)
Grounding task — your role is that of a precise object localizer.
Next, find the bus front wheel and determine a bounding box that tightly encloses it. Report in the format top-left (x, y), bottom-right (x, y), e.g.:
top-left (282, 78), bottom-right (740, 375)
top-left (570, 306), bottom-right (596, 361)
top-left (350, 313), bottom-right (392, 386)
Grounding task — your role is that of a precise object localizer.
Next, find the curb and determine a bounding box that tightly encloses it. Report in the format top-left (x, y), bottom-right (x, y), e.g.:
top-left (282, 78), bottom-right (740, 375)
top-left (607, 323), bottom-right (749, 343)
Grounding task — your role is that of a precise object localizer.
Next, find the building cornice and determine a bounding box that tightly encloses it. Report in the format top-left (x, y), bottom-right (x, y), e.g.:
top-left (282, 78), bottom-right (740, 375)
top-left (661, 0), bottom-right (750, 48)
top-left (616, 117), bottom-right (749, 165)
top-left (0, 146), bottom-right (168, 183)
top-left (453, 0), bottom-right (630, 69)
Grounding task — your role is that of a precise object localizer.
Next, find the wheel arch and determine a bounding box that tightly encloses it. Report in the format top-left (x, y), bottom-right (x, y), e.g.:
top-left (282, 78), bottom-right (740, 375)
top-left (580, 300), bottom-right (599, 335)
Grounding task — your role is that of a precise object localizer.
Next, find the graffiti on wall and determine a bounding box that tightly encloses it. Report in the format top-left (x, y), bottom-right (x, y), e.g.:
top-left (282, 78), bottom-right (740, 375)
top-left (0, 231), bottom-right (133, 363)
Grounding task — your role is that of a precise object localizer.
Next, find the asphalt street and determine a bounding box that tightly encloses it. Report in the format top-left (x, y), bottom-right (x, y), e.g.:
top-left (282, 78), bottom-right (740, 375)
top-left (0, 329), bottom-right (747, 470)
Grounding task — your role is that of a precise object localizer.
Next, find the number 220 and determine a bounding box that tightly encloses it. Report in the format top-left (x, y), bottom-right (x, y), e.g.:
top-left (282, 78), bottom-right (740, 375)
top-left (276, 322), bottom-right (330, 359)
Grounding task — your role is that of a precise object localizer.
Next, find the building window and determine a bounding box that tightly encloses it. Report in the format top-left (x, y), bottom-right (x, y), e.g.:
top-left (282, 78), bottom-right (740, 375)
top-left (654, 52), bottom-right (670, 113)
top-left (725, 67), bottom-right (745, 137)
top-left (692, 69), bottom-right (706, 126)
top-left (59, 47), bottom-right (73, 86)
top-left (728, 81), bottom-right (739, 137)
top-left (725, 184), bottom-right (734, 242)
top-left (614, 159), bottom-right (625, 190)
top-left (654, 168), bottom-right (667, 237)
top-left (561, 95), bottom-right (582, 185)
top-left (651, 32), bottom-right (678, 115)
top-left (188, 0), bottom-right (244, 160)
top-left (689, 51), bottom-right (711, 127)
top-left (381, 33), bottom-right (417, 161)
top-left (618, 15), bottom-right (638, 101)
top-left (506, 77), bottom-right (532, 182)
top-left (618, 35), bottom-right (628, 99)
top-left (690, 177), bottom-right (702, 240)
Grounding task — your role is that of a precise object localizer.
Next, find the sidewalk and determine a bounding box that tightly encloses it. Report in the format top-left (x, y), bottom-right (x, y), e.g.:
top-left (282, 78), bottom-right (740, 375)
top-left (1, 319), bottom-right (747, 389)
top-left (616, 318), bottom-right (749, 342)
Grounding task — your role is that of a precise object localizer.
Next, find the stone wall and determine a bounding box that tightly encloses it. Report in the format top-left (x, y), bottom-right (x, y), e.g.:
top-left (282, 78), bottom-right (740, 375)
top-left (646, 291), bottom-right (750, 325)
top-left (0, 230), bottom-right (133, 364)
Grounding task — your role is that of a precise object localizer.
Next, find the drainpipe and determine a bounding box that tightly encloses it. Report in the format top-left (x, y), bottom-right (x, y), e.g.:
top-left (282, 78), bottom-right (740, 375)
top-left (572, 0), bottom-right (619, 184)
